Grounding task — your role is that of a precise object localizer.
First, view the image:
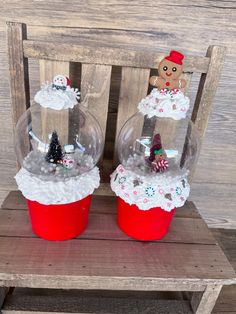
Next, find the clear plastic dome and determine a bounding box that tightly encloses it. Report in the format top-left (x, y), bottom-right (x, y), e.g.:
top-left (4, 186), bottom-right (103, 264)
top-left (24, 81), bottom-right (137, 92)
top-left (15, 102), bottom-right (104, 178)
top-left (117, 112), bottom-right (200, 177)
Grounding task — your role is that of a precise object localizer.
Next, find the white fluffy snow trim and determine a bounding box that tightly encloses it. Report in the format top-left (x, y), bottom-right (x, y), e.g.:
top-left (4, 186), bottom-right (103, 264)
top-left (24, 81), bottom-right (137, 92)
top-left (15, 167), bottom-right (100, 205)
top-left (34, 82), bottom-right (80, 110)
top-left (110, 165), bottom-right (190, 211)
top-left (138, 88), bottom-right (190, 120)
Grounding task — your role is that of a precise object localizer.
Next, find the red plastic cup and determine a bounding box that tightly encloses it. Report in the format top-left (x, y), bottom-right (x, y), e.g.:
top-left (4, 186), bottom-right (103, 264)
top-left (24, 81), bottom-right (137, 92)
top-left (117, 197), bottom-right (176, 241)
top-left (27, 195), bottom-right (92, 241)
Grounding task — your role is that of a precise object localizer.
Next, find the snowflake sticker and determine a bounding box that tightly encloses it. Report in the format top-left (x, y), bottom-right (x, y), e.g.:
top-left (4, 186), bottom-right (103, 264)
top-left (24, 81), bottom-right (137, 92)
top-left (119, 176), bottom-right (126, 184)
top-left (176, 187), bottom-right (182, 195)
top-left (145, 186), bottom-right (155, 197)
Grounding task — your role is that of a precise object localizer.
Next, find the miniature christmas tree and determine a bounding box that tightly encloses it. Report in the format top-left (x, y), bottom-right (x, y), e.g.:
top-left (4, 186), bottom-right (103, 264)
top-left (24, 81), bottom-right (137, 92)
top-left (45, 131), bottom-right (63, 164)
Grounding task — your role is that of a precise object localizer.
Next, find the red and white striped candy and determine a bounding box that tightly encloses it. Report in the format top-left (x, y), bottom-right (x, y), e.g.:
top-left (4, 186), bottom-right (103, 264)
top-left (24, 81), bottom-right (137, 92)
top-left (152, 159), bottom-right (169, 172)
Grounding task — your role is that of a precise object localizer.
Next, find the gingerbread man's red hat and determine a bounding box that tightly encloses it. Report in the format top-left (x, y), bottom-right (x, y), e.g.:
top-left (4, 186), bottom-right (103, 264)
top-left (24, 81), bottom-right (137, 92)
top-left (165, 50), bottom-right (184, 65)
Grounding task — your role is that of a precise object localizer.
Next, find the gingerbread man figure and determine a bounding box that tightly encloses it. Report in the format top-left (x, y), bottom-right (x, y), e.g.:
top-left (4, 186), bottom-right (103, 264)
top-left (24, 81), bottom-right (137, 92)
top-left (148, 134), bottom-right (168, 173)
top-left (149, 50), bottom-right (186, 90)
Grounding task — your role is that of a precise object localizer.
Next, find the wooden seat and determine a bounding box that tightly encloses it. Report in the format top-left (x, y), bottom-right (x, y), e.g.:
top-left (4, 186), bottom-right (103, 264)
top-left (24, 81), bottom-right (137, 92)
top-left (0, 192), bottom-right (235, 314)
top-left (1, 21), bottom-right (235, 314)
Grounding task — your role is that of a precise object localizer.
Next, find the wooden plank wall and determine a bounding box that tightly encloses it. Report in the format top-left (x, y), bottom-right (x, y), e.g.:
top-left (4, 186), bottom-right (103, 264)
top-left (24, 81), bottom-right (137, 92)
top-left (0, 1), bottom-right (235, 228)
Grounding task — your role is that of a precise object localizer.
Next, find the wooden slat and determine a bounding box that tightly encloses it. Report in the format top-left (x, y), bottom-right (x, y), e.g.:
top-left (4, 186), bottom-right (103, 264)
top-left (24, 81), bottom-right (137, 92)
top-left (0, 189), bottom-right (9, 208)
top-left (114, 67), bottom-right (150, 163)
top-left (191, 182), bottom-right (236, 229)
top-left (191, 285), bottom-right (222, 314)
top-left (1, 191), bottom-right (202, 219)
top-left (2, 293), bottom-right (192, 314)
top-left (192, 45), bottom-right (226, 140)
top-left (7, 22), bottom-right (30, 131)
top-left (0, 237), bottom-right (235, 290)
top-left (213, 285), bottom-right (236, 313)
top-left (181, 72), bottom-right (193, 94)
top-left (1, 191), bottom-right (26, 211)
top-left (0, 287), bottom-right (8, 310)
top-left (23, 40), bottom-right (210, 73)
top-left (81, 63), bottom-right (112, 156)
top-left (0, 209), bottom-right (216, 245)
top-left (39, 60), bottom-right (70, 145)
top-left (180, 122), bottom-right (196, 182)
top-left (1, 229), bottom-right (235, 313)
top-left (95, 183), bottom-right (116, 197)
top-left (189, 45), bottom-right (226, 179)
top-left (7, 22), bottom-right (30, 165)
top-left (181, 46), bottom-right (226, 181)
top-left (194, 144), bottom-right (236, 185)
top-left (211, 229), bottom-right (236, 270)
top-left (211, 229), bottom-right (236, 313)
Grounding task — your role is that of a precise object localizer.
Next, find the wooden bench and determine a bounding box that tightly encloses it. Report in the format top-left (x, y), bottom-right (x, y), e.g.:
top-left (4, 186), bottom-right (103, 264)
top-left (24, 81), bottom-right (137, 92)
top-left (0, 22), bottom-right (235, 314)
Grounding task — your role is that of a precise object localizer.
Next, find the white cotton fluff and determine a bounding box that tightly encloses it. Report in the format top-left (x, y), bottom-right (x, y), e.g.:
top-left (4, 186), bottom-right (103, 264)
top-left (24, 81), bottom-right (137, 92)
top-left (138, 88), bottom-right (190, 120)
top-left (15, 166), bottom-right (100, 205)
top-left (34, 83), bottom-right (80, 110)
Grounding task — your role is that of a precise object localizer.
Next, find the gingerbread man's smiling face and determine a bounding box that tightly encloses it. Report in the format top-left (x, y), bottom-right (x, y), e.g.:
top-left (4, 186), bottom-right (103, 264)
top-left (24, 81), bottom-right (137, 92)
top-left (155, 154), bottom-right (163, 162)
top-left (158, 59), bottom-right (183, 81)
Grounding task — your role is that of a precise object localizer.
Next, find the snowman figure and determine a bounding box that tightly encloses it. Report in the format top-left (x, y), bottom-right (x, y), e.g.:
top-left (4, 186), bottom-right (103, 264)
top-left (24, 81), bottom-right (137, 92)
top-left (62, 145), bottom-right (75, 169)
top-left (52, 75), bottom-right (71, 91)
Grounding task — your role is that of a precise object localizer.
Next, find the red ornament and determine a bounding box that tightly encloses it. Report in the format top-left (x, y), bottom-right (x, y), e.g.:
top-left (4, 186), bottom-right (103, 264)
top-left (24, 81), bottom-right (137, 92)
top-left (66, 77), bottom-right (71, 86)
top-left (165, 50), bottom-right (184, 65)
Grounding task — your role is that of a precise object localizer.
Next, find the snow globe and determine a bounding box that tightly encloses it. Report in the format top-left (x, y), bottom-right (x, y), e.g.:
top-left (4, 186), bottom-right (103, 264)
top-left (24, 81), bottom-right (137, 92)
top-left (110, 51), bottom-right (200, 241)
top-left (15, 75), bottom-right (104, 241)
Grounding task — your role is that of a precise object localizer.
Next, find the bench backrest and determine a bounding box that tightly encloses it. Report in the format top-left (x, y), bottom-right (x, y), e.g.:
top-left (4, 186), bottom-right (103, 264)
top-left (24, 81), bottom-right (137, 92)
top-left (7, 22), bottom-right (225, 183)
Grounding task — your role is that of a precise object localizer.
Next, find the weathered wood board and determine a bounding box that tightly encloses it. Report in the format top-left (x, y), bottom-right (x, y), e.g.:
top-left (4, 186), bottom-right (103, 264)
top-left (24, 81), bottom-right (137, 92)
top-left (0, 194), bottom-right (235, 293)
top-left (1, 228), bottom-right (236, 313)
top-left (0, 192), bottom-right (235, 314)
top-left (39, 60), bottom-right (70, 145)
top-left (0, 194), bottom-right (215, 245)
top-left (0, 229), bottom-right (235, 313)
top-left (0, 1), bottom-right (235, 228)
